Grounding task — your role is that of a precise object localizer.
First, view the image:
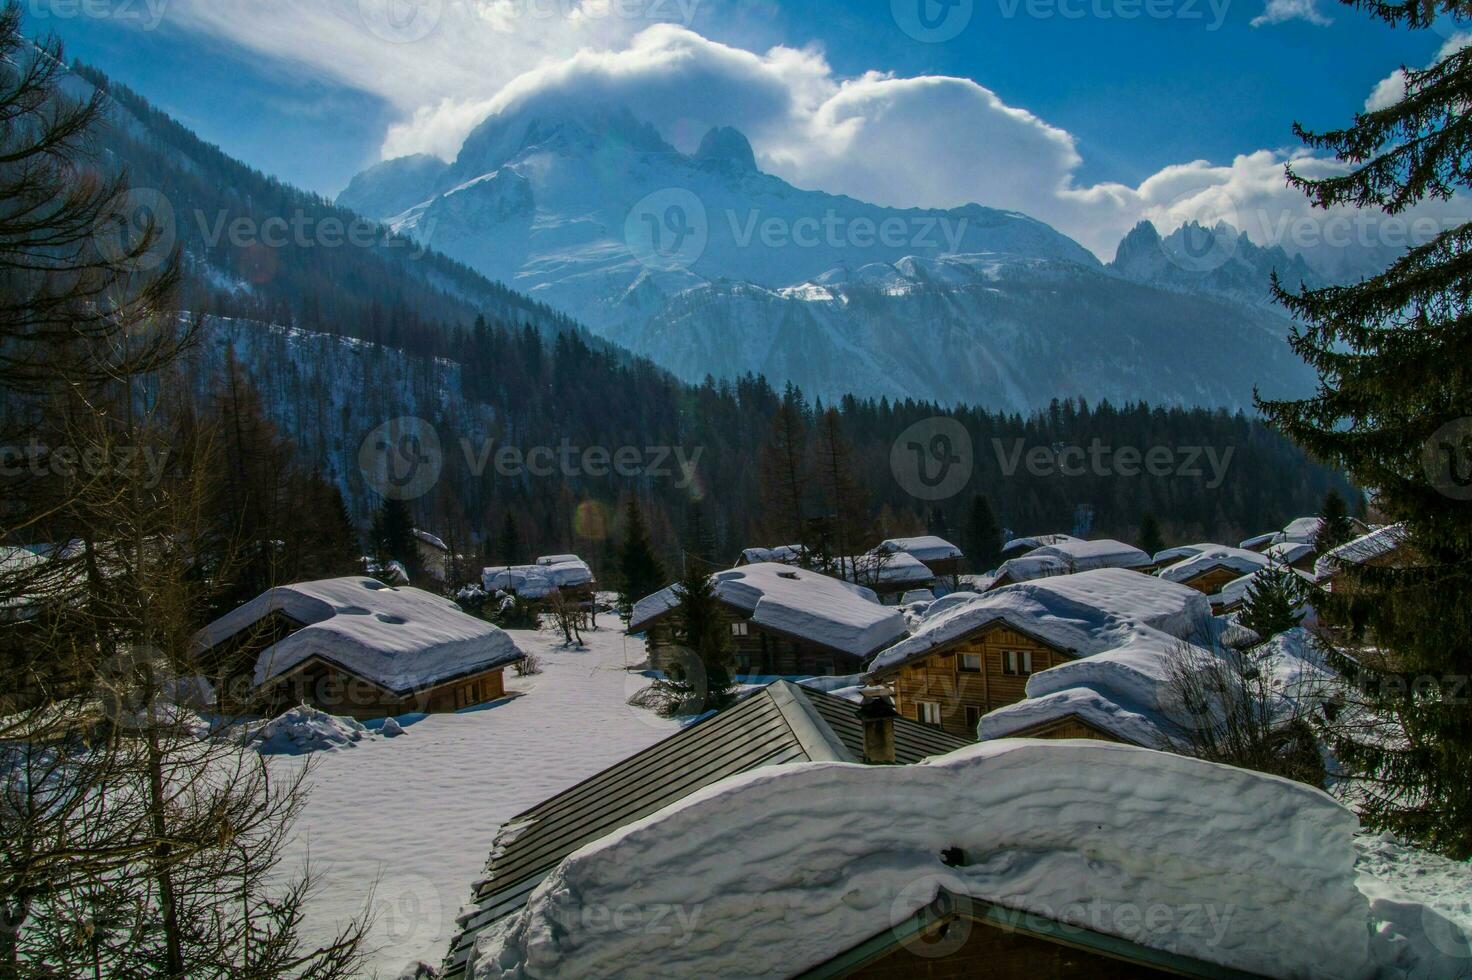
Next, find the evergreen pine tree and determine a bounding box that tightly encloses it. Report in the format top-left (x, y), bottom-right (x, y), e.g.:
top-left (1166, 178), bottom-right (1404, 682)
top-left (497, 512), bottom-right (520, 567)
top-left (616, 496), bottom-right (666, 618)
top-left (759, 387), bottom-right (811, 559)
top-left (370, 497), bottom-right (417, 580)
top-left (1138, 514), bottom-right (1165, 561)
top-left (1315, 488), bottom-right (1355, 554)
top-left (684, 499), bottom-right (718, 568)
top-left (1239, 563), bottom-right (1305, 642)
top-left (1257, 1), bottom-right (1472, 855)
top-left (966, 494), bottom-right (1002, 572)
top-left (653, 564), bottom-right (737, 716)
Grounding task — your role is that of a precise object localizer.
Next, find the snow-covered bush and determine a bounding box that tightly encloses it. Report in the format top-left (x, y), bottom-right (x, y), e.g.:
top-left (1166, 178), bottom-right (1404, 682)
top-left (250, 704), bottom-right (370, 755)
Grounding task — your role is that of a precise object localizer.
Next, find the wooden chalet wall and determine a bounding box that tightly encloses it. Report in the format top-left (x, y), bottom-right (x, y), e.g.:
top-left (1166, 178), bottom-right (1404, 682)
top-left (1175, 565), bottom-right (1244, 596)
top-left (644, 601), bottom-right (868, 678)
top-left (845, 917), bottom-right (1181, 979)
top-left (260, 660), bottom-right (508, 720)
top-left (888, 623), bottom-right (1072, 741)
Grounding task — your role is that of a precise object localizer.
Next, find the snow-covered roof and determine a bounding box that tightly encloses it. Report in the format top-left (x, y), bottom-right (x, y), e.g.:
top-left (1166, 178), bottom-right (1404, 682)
top-left (483, 560), bottom-right (593, 597)
top-left (467, 739), bottom-right (1404, 980)
top-left (737, 544), bottom-right (805, 566)
top-left (413, 528), bottom-right (448, 552)
top-left (194, 578), bottom-right (524, 695)
top-left (870, 568), bottom-right (1211, 675)
top-left (630, 563), bottom-right (906, 659)
top-left (1263, 540), bottom-right (1316, 565)
top-left (1282, 516), bottom-right (1323, 543)
top-left (978, 686), bottom-right (1171, 746)
top-left (535, 554), bottom-right (580, 567)
top-left (1151, 542), bottom-right (1216, 565)
top-left (993, 537), bottom-right (1153, 586)
top-left (1239, 531), bottom-right (1286, 550)
top-left (847, 549), bottom-right (935, 586)
top-left (1157, 546), bottom-right (1268, 586)
top-left (877, 535), bottom-right (963, 564)
top-left (1315, 523), bottom-right (1409, 580)
top-left (1000, 532), bottom-right (1079, 556)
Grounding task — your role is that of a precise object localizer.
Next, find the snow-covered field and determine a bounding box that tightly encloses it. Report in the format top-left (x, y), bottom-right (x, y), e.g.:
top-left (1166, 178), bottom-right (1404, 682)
top-left (278, 625), bottom-right (680, 978)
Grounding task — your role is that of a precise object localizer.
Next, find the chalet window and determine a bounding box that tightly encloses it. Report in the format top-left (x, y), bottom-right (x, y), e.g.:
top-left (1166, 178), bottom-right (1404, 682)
top-left (1003, 650), bottom-right (1033, 676)
top-left (918, 701), bottom-right (942, 726)
top-left (965, 705), bottom-right (984, 730)
top-left (959, 653), bottom-right (982, 673)
top-left (731, 622), bottom-right (750, 637)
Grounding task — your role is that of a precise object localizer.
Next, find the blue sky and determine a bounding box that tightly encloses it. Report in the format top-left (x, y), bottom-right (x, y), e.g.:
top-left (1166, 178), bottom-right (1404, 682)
top-left (30, 0), bottom-right (1456, 257)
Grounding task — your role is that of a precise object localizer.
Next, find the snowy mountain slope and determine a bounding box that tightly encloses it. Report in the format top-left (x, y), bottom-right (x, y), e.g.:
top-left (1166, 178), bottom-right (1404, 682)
top-left (1110, 219), bottom-right (1324, 308)
top-left (340, 103), bottom-right (1315, 411)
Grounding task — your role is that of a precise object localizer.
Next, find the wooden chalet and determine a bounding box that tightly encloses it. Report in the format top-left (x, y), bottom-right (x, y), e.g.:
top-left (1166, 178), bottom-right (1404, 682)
top-left (192, 577), bottom-right (525, 720)
top-left (631, 563), bottom-right (908, 677)
top-left (1157, 546), bottom-right (1268, 596)
top-left (413, 528), bottom-right (450, 582)
top-left (868, 569), bottom-right (1211, 742)
top-left (875, 535), bottom-right (965, 579)
top-left (987, 539), bottom-right (1155, 591)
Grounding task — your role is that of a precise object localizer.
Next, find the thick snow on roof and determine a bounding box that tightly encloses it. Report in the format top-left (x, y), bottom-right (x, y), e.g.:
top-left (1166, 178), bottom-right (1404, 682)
top-left (1239, 531), bottom-right (1286, 550)
top-left (871, 568), bottom-right (1211, 674)
top-left (535, 554), bottom-right (580, 567)
top-left (195, 578), bottom-right (524, 694)
top-left (630, 563), bottom-right (905, 659)
top-left (1264, 540), bottom-right (1315, 565)
top-left (1283, 516), bottom-right (1323, 543)
top-left (1000, 532), bottom-right (1078, 556)
top-left (979, 687), bottom-right (1171, 746)
top-left (413, 529), bottom-right (448, 552)
top-left (484, 561), bottom-right (593, 597)
top-left (737, 544), bottom-right (805, 566)
top-left (1158, 546), bottom-right (1268, 585)
top-left (466, 740), bottom-right (1447, 980)
top-left (878, 535), bottom-right (962, 564)
top-left (848, 549), bottom-right (935, 585)
top-left (1151, 542), bottom-right (1216, 565)
top-left (996, 538), bottom-right (1154, 585)
top-left (1315, 523), bottom-right (1408, 580)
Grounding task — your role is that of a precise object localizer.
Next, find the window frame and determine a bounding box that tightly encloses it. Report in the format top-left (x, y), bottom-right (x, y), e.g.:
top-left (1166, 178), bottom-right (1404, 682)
top-left (958, 652), bottom-right (983, 673)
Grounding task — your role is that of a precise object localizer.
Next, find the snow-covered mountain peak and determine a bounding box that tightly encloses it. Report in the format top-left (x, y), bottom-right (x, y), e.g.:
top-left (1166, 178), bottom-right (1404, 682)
top-left (694, 126), bottom-right (758, 175)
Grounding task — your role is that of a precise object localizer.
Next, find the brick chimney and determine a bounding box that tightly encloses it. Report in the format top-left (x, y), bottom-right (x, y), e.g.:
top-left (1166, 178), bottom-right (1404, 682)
top-left (858, 687), bottom-right (898, 765)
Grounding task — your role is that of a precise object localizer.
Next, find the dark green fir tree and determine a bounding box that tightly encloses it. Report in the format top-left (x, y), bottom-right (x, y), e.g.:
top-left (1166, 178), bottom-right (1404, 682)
top-left (1258, 0), bottom-right (1472, 856)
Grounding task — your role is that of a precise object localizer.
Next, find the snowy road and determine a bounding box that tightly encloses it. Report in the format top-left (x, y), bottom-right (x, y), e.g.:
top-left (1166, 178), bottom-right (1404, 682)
top-left (278, 624), bottom-right (681, 978)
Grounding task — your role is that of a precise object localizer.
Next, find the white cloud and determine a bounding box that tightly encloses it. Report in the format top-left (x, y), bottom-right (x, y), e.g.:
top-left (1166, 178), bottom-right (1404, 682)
top-left (164, 12), bottom-right (1463, 263)
top-left (1250, 0), bottom-right (1332, 27)
top-left (1365, 32), bottom-right (1471, 111)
